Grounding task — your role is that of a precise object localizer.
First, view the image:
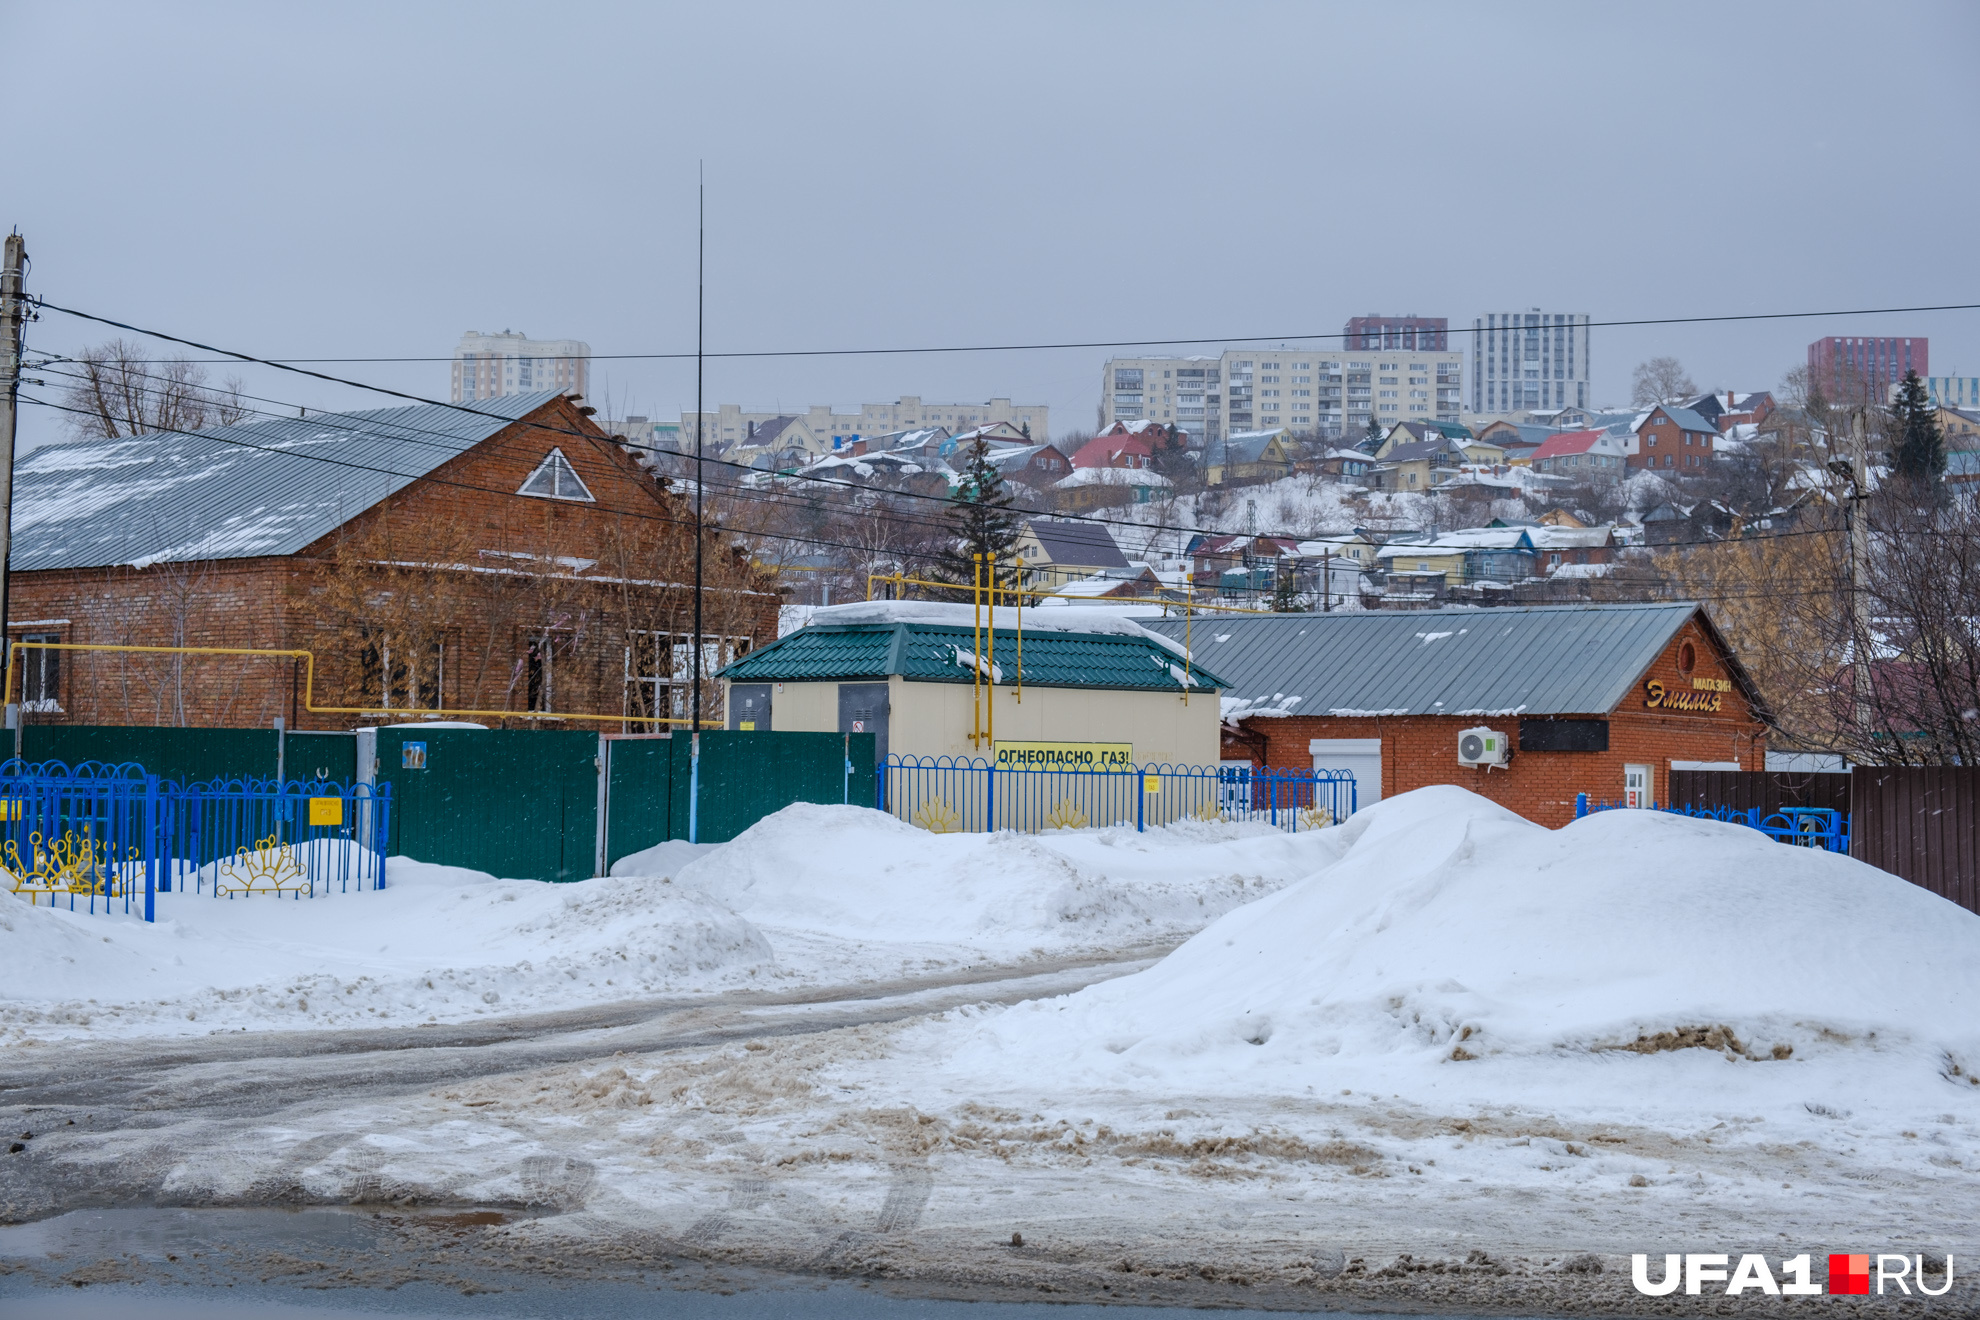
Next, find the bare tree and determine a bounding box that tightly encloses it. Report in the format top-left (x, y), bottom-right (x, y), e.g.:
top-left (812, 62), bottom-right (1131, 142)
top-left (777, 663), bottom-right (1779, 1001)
top-left (1631, 356), bottom-right (1699, 408)
top-left (58, 339), bottom-right (250, 440)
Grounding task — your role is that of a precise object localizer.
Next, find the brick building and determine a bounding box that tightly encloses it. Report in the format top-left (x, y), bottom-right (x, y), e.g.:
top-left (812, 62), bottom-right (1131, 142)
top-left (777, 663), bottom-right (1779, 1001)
top-left (5, 391), bottom-right (776, 731)
top-left (1145, 603), bottom-right (1766, 828)
top-left (1808, 335), bottom-right (1927, 403)
top-left (1628, 403), bottom-right (1719, 472)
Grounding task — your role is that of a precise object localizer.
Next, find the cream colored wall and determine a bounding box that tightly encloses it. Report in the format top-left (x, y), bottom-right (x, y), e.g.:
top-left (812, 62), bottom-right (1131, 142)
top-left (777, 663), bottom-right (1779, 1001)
top-left (725, 679), bottom-right (841, 733)
top-left (732, 676), bottom-right (1221, 766)
top-left (889, 679), bottom-right (1219, 766)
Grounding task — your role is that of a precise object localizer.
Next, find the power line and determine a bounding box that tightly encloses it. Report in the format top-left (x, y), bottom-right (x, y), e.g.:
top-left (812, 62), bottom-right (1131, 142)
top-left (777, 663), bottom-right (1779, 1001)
top-left (34, 298), bottom-right (1980, 364)
top-left (26, 312), bottom-right (1879, 561)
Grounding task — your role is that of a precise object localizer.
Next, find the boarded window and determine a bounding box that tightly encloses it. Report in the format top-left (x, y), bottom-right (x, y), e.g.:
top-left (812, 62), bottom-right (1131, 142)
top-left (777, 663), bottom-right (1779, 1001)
top-left (1519, 718), bottom-right (1609, 753)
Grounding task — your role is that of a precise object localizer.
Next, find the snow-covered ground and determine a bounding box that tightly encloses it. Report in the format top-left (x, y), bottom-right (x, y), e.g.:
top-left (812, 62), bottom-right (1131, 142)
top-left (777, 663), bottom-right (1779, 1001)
top-left (8, 787), bottom-right (1976, 1307)
top-left (0, 807), bottom-right (1323, 1042)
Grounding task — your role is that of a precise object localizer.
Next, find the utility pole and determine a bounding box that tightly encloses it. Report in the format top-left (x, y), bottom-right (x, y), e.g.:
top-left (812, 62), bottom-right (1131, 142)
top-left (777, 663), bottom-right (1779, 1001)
top-left (0, 232), bottom-right (27, 719)
top-left (691, 167), bottom-right (704, 737)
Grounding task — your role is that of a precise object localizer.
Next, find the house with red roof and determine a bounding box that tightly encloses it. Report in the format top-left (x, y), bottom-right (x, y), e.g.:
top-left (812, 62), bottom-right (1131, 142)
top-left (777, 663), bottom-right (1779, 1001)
top-left (1529, 429), bottom-right (1628, 480)
top-left (1070, 433), bottom-right (1156, 470)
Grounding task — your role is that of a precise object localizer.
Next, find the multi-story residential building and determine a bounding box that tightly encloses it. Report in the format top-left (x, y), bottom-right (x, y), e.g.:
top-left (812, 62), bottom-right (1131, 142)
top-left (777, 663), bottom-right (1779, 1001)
top-left (1100, 348), bottom-right (1460, 441)
top-left (680, 397), bottom-right (1046, 453)
top-left (452, 330), bottom-right (590, 403)
top-left (1102, 356), bottom-right (1221, 438)
top-left (1808, 336), bottom-right (1928, 402)
top-left (1921, 375), bottom-right (1979, 409)
top-left (1470, 311), bottom-right (1591, 416)
top-left (1344, 314), bottom-right (1448, 351)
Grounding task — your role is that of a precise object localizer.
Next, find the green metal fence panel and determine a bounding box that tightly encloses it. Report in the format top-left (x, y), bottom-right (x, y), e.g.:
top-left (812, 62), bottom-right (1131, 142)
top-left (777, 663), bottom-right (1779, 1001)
top-left (604, 736), bottom-right (676, 869)
top-left (374, 728), bottom-right (600, 882)
top-left (21, 726), bottom-right (280, 784)
top-left (688, 731), bottom-right (876, 844)
top-left (285, 731), bottom-right (358, 784)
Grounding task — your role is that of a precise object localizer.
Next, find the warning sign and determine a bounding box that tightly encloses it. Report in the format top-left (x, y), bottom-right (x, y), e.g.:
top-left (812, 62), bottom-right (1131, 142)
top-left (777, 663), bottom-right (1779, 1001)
top-left (993, 741), bottom-right (1134, 771)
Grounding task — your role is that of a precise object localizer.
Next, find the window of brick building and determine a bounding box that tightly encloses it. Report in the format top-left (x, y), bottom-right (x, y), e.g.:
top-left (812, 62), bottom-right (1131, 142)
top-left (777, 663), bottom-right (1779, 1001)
top-left (361, 635), bottom-right (443, 711)
top-left (19, 633), bottom-right (60, 712)
top-left (517, 448), bottom-right (596, 502)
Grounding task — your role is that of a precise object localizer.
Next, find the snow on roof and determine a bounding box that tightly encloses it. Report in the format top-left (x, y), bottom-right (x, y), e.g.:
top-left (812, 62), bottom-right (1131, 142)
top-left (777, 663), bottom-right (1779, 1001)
top-left (1053, 467), bottom-right (1172, 489)
top-left (12, 390), bottom-right (562, 572)
top-left (801, 599), bottom-right (1192, 657)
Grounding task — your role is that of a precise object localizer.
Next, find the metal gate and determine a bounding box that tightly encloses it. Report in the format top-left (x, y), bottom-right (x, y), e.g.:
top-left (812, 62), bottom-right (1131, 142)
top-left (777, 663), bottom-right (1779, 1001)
top-left (371, 728), bottom-right (600, 883)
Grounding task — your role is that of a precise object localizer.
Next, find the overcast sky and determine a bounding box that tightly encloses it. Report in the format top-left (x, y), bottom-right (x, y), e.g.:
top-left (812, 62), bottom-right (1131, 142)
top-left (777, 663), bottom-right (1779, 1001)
top-left (10, 1), bottom-right (1979, 448)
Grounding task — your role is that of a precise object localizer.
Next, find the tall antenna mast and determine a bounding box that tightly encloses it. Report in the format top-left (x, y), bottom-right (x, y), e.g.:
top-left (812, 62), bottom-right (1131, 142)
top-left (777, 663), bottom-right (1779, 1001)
top-left (691, 163), bottom-right (705, 734)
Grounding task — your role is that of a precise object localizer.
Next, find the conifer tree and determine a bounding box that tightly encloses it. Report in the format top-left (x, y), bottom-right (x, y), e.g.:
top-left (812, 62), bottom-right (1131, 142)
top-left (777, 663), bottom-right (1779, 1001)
top-left (1888, 369), bottom-right (1946, 482)
top-left (939, 433), bottom-right (1024, 587)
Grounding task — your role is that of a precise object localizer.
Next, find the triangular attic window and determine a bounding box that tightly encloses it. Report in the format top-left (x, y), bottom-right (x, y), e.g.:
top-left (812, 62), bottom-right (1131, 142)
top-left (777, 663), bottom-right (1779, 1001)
top-left (517, 448), bottom-right (595, 502)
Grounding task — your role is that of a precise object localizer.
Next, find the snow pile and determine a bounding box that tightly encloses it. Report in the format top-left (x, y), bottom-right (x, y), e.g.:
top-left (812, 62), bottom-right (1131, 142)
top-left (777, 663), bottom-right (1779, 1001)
top-left (800, 600), bottom-right (1191, 657)
top-left (0, 861), bottom-right (771, 1040)
top-left (665, 803), bottom-right (1331, 957)
top-left (930, 786), bottom-right (1980, 1115)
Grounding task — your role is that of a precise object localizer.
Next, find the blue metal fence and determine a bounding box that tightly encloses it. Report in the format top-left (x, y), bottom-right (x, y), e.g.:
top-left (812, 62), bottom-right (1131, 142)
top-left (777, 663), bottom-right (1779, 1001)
top-left (881, 757), bottom-right (1356, 834)
top-left (0, 759), bottom-right (391, 921)
top-left (1574, 793), bottom-right (1851, 853)
top-left (161, 776), bottom-right (392, 899)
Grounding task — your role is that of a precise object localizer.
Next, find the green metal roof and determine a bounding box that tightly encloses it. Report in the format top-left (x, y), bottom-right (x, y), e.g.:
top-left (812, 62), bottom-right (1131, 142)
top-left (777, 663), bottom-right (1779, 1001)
top-left (722, 623), bottom-right (1229, 692)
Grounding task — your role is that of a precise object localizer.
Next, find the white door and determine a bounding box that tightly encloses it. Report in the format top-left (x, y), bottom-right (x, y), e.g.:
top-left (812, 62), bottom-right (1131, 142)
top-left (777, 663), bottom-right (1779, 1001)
top-left (1310, 738), bottom-right (1382, 813)
top-left (1624, 763), bottom-right (1651, 808)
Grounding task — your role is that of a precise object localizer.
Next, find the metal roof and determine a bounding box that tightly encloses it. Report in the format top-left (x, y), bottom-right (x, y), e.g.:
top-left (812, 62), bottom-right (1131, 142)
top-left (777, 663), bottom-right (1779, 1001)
top-left (1024, 519), bottom-right (1128, 567)
top-left (721, 622), bottom-right (1230, 691)
top-left (10, 390), bottom-right (562, 572)
top-left (1143, 603), bottom-right (1713, 717)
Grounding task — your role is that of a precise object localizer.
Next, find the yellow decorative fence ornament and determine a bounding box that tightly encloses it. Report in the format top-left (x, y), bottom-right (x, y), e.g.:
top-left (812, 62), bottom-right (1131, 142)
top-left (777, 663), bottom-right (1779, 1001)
top-left (912, 798), bottom-right (962, 834)
top-left (216, 835), bottom-right (310, 897)
top-left (1043, 799), bottom-right (1089, 831)
top-left (1298, 805), bottom-right (1335, 831)
top-left (1, 827), bottom-right (120, 903)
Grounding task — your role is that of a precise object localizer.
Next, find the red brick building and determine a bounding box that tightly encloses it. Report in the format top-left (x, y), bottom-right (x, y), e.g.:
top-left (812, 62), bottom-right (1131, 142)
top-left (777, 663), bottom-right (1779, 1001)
top-left (1628, 404), bottom-right (1719, 473)
top-left (1147, 603), bottom-right (1766, 828)
top-left (5, 391), bottom-right (776, 731)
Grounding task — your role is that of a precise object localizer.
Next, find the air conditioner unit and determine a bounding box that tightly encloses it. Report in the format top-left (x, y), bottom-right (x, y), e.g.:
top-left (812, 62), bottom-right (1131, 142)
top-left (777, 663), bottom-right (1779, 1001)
top-left (1457, 726), bottom-right (1510, 768)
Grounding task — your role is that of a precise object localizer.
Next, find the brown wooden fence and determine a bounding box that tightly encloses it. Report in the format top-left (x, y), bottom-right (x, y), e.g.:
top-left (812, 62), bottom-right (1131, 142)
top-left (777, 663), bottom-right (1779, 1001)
top-left (1663, 767), bottom-right (1978, 915)
top-left (1850, 766), bottom-right (1980, 916)
top-left (1667, 769), bottom-right (1851, 816)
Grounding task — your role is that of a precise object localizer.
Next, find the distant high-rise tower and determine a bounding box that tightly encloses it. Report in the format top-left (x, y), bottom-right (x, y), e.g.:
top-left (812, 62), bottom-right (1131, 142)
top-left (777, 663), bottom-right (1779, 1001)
top-left (452, 330), bottom-right (590, 403)
top-left (1472, 310), bottom-right (1590, 415)
top-left (1344, 314), bottom-right (1448, 352)
top-left (1808, 336), bottom-right (1928, 404)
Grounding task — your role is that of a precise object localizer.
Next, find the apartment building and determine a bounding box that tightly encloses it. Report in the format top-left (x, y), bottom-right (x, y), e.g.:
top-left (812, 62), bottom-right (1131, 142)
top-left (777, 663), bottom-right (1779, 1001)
top-left (680, 397), bottom-right (1047, 453)
top-left (452, 330), bottom-right (590, 403)
top-left (1809, 336), bottom-right (1928, 403)
top-left (1101, 349), bottom-right (1461, 441)
top-left (1344, 314), bottom-right (1448, 351)
top-left (1470, 311), bottom-right (1591, 416)
top-left (1102, 357), bottom-right (1221, 438)
top-left (1922, 375), bottom-right (1980, 409)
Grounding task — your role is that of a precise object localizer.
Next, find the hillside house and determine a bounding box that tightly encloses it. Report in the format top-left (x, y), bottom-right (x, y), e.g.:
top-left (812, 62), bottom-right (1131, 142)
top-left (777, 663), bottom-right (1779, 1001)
top-left (1529, 429), bottom-right (1628, 480)
top-left (1630, 404), bottom-right (1719, 472)
top-left (1012, 519), bottom-right (1130, 591)
top-left (1203, 429), bottom-right (1295, 485)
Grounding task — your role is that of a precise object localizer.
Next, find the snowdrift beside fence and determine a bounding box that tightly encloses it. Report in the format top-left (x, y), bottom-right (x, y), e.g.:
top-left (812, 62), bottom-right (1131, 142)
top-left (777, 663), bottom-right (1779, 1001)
top-left (665, 803), bottom-right (1336, 957)
top-left (0, 861), bottom-right (770, 1039)
top-left (927, 785), bottom-right (1980, 1121)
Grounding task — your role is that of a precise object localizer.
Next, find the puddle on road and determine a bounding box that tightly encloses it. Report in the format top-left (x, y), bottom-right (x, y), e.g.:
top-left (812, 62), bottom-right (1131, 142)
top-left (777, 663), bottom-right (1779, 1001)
top-left (0, 1205), bottom-right (1482, 1319)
